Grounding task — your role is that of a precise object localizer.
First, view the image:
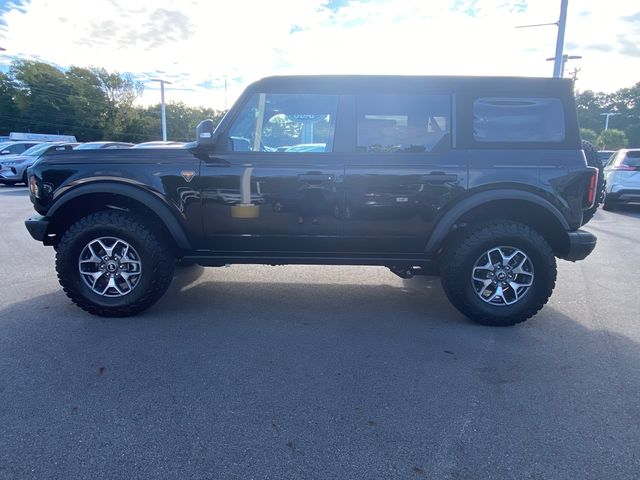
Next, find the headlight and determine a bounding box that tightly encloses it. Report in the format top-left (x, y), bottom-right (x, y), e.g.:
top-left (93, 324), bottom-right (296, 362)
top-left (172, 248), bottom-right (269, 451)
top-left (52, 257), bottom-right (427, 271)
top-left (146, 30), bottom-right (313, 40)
top-left (2, 160), bottom-right (22, 166)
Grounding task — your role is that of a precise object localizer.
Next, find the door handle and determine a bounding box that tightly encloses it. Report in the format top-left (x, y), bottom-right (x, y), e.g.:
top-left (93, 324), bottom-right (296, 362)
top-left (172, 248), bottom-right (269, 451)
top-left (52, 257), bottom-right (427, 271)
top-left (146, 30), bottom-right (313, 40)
top-left (421, 172), bottom-right (458, 184)
top-left (298, 173), bottom-right (335, 182)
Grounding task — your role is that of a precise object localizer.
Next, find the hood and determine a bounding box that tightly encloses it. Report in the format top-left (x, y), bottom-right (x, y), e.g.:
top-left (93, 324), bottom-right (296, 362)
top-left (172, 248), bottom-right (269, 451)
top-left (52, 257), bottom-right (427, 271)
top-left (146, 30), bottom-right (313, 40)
top-left (34, 145), bottom-right (195, 166)
top-left (0, 154), bottom-right (28, 163)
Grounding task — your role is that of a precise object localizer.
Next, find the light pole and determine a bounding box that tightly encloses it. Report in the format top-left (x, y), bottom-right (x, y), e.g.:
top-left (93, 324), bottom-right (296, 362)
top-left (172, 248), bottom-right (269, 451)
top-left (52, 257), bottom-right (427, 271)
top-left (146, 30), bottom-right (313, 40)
top-left (600, 112), bottom-right (620, 131)
top-left (151, 79), bottom-right (172, 141)
top-left (552, 0), bottom-right (569, 78)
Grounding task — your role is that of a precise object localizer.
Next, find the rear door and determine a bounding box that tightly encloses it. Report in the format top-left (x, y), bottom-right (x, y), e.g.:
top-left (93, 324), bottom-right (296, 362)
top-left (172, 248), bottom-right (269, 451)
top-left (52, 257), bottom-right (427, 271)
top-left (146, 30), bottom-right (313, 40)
top-left (342, 93), bottom-right (467, 253)
top-left (200, 92), bottom-right (344, 253)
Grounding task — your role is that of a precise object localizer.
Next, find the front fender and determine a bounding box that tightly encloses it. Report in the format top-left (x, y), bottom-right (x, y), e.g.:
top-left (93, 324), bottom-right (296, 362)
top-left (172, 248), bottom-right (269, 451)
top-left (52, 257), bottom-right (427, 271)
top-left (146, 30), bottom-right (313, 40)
top-left (46, 181), bottom-right (192, 250)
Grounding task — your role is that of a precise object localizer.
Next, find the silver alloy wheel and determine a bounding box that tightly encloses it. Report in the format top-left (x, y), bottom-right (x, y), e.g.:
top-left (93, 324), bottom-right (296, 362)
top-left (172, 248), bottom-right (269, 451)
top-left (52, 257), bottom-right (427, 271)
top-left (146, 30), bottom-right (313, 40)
top-left (78, 237), bottom-right (142, 297)
top-left (471, 246), bottom-right (534, 306)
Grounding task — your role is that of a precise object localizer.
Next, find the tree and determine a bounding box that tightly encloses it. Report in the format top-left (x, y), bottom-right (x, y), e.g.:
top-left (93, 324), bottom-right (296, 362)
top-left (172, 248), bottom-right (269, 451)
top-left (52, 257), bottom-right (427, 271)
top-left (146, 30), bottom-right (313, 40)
top-left (65, 66), bottom-right (109, 141)
top-left (0, 72), bottom-right (20, 135)
top-left (10, 60), bottom-right (76, 135)
top-left (576, 82), bottom-right (640, 147)
top-left (580, 128), bottom-right (598, 144)
top-left (598, 129), bottom-right (628, 150)
top-left (93, 68), bottom-right (144, 140)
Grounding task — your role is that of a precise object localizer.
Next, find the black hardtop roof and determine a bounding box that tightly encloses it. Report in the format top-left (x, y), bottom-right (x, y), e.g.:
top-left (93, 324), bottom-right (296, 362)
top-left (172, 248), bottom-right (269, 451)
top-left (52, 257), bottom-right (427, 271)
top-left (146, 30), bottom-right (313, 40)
top-left (250, 75), bottom-right (573, 95)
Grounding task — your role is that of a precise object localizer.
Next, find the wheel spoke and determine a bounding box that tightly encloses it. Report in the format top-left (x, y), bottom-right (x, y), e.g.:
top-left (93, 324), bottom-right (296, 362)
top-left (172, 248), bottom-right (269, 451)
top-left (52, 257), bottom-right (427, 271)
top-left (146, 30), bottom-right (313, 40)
top-left (80, 243), bottom-right (102, 264)
top-left (83, 270), bottom-right (105, 287)
top-left (487, 284), bottom-right (505, 303)
top-left (512, 256), bottom-right (530, 275)
top-left (476, 278), bottom-right (494, 298)
top-left (95, 238), bottom-right (114, 257)
top-left (119, 271), bottom-right (135, 291)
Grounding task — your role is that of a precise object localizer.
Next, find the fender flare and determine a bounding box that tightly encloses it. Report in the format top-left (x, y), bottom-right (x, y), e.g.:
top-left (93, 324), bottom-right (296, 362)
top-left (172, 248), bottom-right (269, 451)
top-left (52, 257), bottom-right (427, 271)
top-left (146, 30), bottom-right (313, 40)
top-left (47, 182), bottom-right (192, 250)
top-left (424, 189), bottom-right (570, 255)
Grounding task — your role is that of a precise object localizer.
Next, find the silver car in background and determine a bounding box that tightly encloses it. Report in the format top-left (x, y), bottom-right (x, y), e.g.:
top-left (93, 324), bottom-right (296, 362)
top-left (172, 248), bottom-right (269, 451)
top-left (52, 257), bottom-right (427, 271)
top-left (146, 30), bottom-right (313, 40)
top-left (0, 142), bottom-right (77, 185)
top-left (603, 149), bottom-right (640, 211)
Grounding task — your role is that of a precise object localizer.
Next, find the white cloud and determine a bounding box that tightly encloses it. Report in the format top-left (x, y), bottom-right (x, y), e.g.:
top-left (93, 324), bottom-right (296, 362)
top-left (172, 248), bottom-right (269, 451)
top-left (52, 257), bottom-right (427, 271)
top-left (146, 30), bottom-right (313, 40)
top-left (0, 0), bottom-right (639, 109)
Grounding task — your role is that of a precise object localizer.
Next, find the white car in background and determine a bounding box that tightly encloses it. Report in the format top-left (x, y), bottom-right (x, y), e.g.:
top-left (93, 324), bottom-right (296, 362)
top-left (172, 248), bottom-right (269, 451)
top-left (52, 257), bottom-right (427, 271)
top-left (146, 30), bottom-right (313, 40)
top-left (0, 142), bottom-right (77, 185)
top-left (603, 149), bottom-right (640, 211)
top-left (0, 141), bottom-right (43, 156)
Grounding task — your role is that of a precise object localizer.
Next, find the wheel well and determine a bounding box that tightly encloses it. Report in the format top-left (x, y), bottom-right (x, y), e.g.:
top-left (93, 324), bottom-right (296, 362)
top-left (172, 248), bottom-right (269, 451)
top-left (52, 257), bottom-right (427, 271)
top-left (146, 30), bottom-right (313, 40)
top-left (451, 199), bottom-right (569, 256)
top-left (46, 193), bottom-right (177, 252)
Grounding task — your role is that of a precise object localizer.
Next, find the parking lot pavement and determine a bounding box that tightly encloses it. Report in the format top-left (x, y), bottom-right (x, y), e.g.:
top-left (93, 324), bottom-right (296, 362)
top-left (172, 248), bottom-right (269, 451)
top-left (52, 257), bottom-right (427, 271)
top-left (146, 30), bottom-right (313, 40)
top-left (1, 183), bottom-right (639, 480)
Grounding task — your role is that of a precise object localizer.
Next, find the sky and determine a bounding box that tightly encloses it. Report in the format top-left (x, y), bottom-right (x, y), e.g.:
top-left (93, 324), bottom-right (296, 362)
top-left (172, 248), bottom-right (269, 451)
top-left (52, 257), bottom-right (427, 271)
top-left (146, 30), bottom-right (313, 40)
top-left (0, 0), bottom-right (639, 109)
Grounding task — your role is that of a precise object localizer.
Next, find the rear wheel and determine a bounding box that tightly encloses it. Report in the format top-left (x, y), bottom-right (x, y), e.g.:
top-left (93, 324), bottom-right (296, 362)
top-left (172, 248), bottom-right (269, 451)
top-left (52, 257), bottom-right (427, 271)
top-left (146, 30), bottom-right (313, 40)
top-left (603, 195), bottom-right (617, 211)
top-left (440, 222), bottom-right (557, 326)
top-left (56, 211), bottom-right (175, 317)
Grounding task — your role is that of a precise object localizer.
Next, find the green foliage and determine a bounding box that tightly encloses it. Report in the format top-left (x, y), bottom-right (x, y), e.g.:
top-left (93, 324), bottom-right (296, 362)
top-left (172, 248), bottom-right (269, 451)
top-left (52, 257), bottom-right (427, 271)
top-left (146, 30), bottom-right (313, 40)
top-left (597, 129), bottom-right (628, 150)
top-left (576, 82), bottom-right (640, 148)
top-left (580, 128), bottom-right (598, 144)
top-left (0, 60), bottom-right (226, 143)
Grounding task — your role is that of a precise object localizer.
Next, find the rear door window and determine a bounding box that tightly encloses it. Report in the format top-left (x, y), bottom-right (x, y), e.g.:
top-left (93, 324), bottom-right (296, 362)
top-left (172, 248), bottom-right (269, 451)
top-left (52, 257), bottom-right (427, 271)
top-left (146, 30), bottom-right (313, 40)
top-left (473, 97), bottom-right (565, 143)
top-left (356, 94), bottom-right (450, 153)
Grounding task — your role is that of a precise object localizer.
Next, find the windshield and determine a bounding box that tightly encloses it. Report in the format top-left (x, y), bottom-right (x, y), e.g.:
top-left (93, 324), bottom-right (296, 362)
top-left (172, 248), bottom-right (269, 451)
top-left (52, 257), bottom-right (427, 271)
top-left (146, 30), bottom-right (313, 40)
top-left (22, 143), bottom-right (54, 156)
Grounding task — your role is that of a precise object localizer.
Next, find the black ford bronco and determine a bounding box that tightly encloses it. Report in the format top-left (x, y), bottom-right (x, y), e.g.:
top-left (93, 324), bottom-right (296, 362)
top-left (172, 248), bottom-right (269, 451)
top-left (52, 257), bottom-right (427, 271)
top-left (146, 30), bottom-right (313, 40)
top-left (25, 75), bottom-right (599, 326)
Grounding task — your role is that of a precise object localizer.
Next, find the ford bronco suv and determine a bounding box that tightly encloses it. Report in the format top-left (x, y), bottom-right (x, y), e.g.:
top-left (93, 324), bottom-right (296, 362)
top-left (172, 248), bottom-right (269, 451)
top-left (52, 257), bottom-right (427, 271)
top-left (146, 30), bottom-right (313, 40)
top-left (25, 75), bottom-right (599, 326)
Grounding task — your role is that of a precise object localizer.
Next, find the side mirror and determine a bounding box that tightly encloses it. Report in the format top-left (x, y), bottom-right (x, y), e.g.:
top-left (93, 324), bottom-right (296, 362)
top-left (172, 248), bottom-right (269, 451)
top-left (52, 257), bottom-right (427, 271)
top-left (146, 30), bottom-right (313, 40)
top-left (196, 119), bottom-right (216, 147)
top-left (0, 150), bottom-right (10, 155)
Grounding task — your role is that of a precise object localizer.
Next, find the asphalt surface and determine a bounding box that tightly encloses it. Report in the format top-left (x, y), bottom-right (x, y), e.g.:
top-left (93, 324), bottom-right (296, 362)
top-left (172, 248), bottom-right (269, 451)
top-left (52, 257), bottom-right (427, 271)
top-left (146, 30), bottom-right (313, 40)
top-left (1, 184), bottom-right (639, 480)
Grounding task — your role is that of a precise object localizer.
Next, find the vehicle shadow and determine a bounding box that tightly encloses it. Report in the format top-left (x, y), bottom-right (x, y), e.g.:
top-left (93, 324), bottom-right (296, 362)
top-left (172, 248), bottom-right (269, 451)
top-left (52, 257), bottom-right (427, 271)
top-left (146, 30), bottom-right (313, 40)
top-left (602, 203), bottom-right (640, 218)
top-left (1, 267), bottom-right (639, 478)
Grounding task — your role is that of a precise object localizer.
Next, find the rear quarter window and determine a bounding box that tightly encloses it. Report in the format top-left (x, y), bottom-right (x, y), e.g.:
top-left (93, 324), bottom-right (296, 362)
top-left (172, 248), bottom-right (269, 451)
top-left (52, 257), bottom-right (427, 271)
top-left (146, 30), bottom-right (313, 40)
top-left (474, 97), bottom-right (565, 143)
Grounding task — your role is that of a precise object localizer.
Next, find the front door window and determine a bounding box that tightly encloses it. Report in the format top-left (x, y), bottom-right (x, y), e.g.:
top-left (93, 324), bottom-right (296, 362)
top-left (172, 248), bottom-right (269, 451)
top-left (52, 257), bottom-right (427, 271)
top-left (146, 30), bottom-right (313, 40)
top-left (228, 93), bottom-right (339, 153)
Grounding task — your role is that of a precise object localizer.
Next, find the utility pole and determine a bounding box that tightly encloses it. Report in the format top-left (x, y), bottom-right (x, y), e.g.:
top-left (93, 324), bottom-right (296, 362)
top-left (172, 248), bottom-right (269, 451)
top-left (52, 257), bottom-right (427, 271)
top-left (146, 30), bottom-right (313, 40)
top-left (553, 0), bottom-right (569, 78)
top-left (546, 54), bottom-right (582, 77)
top-left (151, 79), bottom-right (172, 141)
top-left (515, 0), bottom-right (571, 78)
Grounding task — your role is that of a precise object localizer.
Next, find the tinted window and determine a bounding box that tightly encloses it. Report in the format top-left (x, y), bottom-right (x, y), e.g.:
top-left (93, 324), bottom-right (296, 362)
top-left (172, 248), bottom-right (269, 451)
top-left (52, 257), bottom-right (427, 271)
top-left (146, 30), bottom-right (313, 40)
top-left (474, 97), bottom-right (565, 143)
top-left (7, 144), bottom-right (24, 154)
top-left (228, 93), bottom-right (338, 153)
top-left (622, 151), bottom-right (640, 167)
top-left (356, 95), bottom-right (450, 153)
top-left (22, 143), bottom-right (53, 156)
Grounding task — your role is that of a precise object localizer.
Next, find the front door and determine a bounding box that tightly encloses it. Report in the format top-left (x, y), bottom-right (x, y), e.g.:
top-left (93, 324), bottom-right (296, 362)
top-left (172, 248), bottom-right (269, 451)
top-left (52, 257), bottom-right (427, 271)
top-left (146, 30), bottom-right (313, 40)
top-left (200, 92), bottom-right (344, 253)
top-left (342, 93), bottom-right (467, 253)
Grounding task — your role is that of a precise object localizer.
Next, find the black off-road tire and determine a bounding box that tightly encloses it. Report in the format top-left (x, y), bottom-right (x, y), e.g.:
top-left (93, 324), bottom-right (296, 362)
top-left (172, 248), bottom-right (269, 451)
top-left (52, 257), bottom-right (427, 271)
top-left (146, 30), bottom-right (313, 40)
top-left (56, 211), bottom-right (175, 317)
top-left (602, 196), bottom-right (617, 211)
top-left (440, 222), bottom-right (557, 326)
top-left (581, 140), bottom-right (605, 225)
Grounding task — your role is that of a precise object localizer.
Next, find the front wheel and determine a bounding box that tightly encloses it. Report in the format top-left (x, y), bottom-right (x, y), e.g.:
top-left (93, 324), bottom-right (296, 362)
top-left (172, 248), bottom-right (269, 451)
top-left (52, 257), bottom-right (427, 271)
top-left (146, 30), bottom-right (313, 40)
top-left (56, 211), bottom-right (175, 317)
top-left (440, 222), bottom-right (557, 326)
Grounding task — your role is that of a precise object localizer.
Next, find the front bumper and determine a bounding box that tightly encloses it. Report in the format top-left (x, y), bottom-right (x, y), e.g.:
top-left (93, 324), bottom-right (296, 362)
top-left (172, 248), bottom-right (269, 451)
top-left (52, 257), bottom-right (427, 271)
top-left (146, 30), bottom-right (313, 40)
top-left (0, 163), bottom-right (27, 181)
top-left (25, 215), bottom-right (49, 242)
top-left (563, 229), bottom-right (597, 262)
